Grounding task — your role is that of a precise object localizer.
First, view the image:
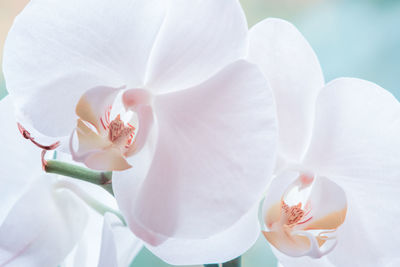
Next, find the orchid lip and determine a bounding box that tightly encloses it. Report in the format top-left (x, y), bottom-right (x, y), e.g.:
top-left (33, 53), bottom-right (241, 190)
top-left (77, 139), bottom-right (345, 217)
top-left (70, 86), bottom-right (155, 171)
top-left (262, 171), bottom-right (348, 258)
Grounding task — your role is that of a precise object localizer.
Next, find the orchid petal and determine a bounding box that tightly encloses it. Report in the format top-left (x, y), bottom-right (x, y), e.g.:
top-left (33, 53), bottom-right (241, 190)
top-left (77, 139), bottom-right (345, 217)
top-left (59, 175), bottom-right (120, 267)
top-left (274, 247), bottom-right (335, 267)
top-left (262, 230), bottom-right (312, 258)
top-left (111, 126), bottom-right (159, 245)
top-left (98, 213), bottom-right (142, 267)
top-left (262, 171), bottom-right (299, 229)
top-left (325, 177), bottom-right (400, 267)
top-left (72, 86), bottom-right (140, 171)
top-left (113, 60), bottom-right (277, 243)
top-left (3, 0), bottom-right (166, 137)
top-left (62, 209), bottom-right (104, 267)
top-left (296, 177), bottom-right (347, 231)
top-left (121, 96), bottom-right (154, 157)
top-left (300, 78), bottom-right (400, 265)
top-left (144, 0), bottom-right (248, 92)
top-left (84, 148), bottom-right (131, 171)
top-left (262, 173), bottom-right (346, 258)
top-left (302, 78), bottom-right (400, 184)
top-left (74, 119), bottom-right (111, 154)
top-left (75, 86), bottom-right (121, 135)
top-left (0, 176), bottom-right (87, 267)
top-left (248, 18), bottom-right (324, 162)
top-left (261, 172), bottom-right (312, 257)
top-left (0, 96), bottom-right (42, 224)
top-left (146, 205), bottom-right (260, 265)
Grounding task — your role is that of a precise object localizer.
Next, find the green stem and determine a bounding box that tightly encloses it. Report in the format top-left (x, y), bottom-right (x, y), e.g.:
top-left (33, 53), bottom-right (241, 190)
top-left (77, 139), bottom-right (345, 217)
top-left (204, 256), bottom-right (241, 267)
top-left (45, 160), bottom-right (113, 195)
top-left (223, 257), bottom-right (241, 267)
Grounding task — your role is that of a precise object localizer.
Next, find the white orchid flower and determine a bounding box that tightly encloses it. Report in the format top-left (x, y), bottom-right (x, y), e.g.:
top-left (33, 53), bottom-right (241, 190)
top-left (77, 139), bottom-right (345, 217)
top-left (0, 96), bottom-right (85, 267)
top-left (97, 213), bottom-right (143, 267)
top-left (0, 96), bottom-right (142, 267)
top-left (0, 174), bottom-right (86, 267)
top-left (248, 18), bottom-right (400, 266)
top-left (3, 0), bottom-right (278, 264)
top-left (58, 181), bottom-right (142, 267)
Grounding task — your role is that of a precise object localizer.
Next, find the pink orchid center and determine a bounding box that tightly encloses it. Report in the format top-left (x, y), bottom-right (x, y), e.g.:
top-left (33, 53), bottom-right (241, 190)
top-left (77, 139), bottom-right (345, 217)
top-left (71, 87), bottom-right (154, 171)
top-left (277, 173), bottom-right (314, 227)
top-left (263, 172), bottom-right (347, 258)
top-left (280, 201), bottom-right (307, 226)
top-left (107, 114), bottom-right (135, 147)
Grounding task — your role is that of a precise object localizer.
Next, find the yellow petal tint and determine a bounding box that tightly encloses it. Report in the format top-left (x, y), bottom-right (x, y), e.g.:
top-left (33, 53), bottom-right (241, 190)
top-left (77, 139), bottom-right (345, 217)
top-left (75, 119), bottom-right (131, 171)
top-left (262, 201), bottom-right (341, 256)
top-left (304, 208), bottom-right (347, 230)
top-left (263, 226), bottom-right (312, 257)
top-left (265, 202), bottom-right (281, 229)
top-left (76, 96), bottom-right (103, 132)
top-left (75, 86), bottom-right (122, 134)
top-left (76, 119), bottom-right (111, 153)
top-left (262, 173), bottom-right (347, 258)
top-left (71, 86), bottom-right (154, 171)
top-left (71, 86), bottom-right (136, 171)
top-left (84, 148), bottom-right (131, 171)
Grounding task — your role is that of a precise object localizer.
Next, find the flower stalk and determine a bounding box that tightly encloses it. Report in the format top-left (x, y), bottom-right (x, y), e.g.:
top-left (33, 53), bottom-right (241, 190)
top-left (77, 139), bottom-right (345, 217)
top-left (204, 257), bottom-right (241, 267)
top-left (223, 257), bottom-right (241, 267)
top-left (44, 160), bottom-right (114, 195)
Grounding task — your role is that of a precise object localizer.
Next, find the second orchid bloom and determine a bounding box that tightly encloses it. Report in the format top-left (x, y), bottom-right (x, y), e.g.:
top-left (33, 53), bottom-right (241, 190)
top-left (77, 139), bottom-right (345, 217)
top-left (248, 18), bottom-right (400, 267)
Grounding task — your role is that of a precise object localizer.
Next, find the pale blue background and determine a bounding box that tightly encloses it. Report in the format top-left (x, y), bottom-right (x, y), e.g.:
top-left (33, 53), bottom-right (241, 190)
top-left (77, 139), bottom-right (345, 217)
top-left (1, 0), bottom-right (399, 266)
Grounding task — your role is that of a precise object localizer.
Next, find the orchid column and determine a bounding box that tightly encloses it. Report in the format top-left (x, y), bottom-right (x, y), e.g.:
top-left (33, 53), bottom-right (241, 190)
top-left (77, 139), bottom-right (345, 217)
top-left (3, 0), bottom-right (278, 265)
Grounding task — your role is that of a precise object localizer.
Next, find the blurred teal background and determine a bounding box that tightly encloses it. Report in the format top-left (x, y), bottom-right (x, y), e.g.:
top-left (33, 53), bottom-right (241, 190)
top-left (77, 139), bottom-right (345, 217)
top-left (0, 0), bottom-right (399, 266)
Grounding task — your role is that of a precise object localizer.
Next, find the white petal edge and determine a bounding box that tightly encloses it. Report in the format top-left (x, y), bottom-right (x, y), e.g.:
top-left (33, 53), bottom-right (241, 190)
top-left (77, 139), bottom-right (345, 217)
top-left (146, 204), bottom-right (260, 265)
top-left (248, 18), bottom-right (324, 162)
top-left (301, 78), bottom-right (400, 266)
top-left (59, 176), bottom-right (120, 267)
top-left (98, 213), bottom-right (143, 267)
top-left (3, 0), bottom-right (166, 137)
top-left (0, 96), bottom-right (42, 225)
top-left (273, 247), bottom-right (335, 267)
top-left (294, 176), bottom-right (347, 232)
top-left (144, 0), bottom-right (248, 92)
top-left (62, 208), bottom-right (104, 267)
top-left (0, 175), bottom-right (87, 267)
top-left (326, 176), bottom-right (400, 267)
top-left (261, 171), bottom-right (299, 230)
top-left (302, 78), bottom-right (400, 184)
